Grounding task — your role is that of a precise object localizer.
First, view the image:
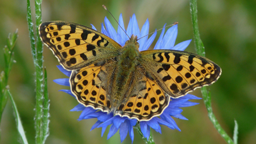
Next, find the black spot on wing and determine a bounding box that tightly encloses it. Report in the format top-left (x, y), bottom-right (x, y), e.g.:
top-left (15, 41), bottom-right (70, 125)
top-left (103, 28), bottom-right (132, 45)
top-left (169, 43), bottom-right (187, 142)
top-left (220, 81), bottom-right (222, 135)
top-left (70, 24), bottom-right (76, 33)
top-left (164, 52), bottom-right (170, 62)
top-left (188, 55), bottom-right (195, 64)
top-left (81, 30), bottom-right (91, 40)
top-left (173, 53), bottom-right (181, 64)
top-left (92, 34), bottom-right (99, 42)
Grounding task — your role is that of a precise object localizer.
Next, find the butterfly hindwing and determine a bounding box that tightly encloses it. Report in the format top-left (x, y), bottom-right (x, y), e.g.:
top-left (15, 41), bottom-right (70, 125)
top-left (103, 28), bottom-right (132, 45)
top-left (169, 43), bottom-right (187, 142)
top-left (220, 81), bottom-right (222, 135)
top-left (70, 60), bottom-right (113, 112)
top-left (139, 50), bottom-right (222, 98)
top-left (39, 22), bottom-right (121, 70)
top-left (115, 67), bottom-right (170, 121)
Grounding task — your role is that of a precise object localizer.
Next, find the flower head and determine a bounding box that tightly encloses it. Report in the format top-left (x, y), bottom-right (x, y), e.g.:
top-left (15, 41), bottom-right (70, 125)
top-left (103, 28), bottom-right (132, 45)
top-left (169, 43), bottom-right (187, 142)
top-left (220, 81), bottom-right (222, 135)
top-left (54, 14), bottom-right (200, 143)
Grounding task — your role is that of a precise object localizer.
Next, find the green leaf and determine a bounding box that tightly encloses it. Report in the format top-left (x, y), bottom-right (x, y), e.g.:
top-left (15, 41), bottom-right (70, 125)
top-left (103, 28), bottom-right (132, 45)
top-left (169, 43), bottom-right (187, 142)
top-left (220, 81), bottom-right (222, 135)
top-left (233, 120), bottom-right (238, 144)
top-left (0, 30), bottom-right (18, 123)
top-left (7, 90), bottom-right (28, 144)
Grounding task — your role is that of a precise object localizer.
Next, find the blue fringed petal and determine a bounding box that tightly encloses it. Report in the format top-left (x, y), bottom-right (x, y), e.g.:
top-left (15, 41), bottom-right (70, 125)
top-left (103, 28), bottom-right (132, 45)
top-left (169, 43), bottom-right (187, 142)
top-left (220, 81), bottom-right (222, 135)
top-left (128, 119), bottom-right (137, 142)
top-left (91, 120), bottom-right (102, 131)
top-left (113, 116), bottom-right (126, 128)
top-left (140, 30), bottom-right (157, 51)
top-left (53, 78), bottom-right (69, 86)
top-left (147, 117), bottom-right (162, 133)
top-left (119, 121), bottom-right (129, 142)
top-left (140, 122), bottom-right (150, 140)
top-left (91, 24), bottom-right (97, 30)
top-left (59, 89), bottom-right (74, 97)
top-left (57, 65), bottom-right (71, 76)
top-left (107, 124), bottom-right (119, 139)
top-left (162, 24), bottom-right (178, 49)
top-left (101, 23), bottom-right (109, 36)
top-left (117, 13), bottom-right (128, 46)
top-left (171, 39), bottom-right (192, 51)
top-left (104, 17), bottom-right (118, 43)
top-left (70, 104), bottom-right (86, 111)
top-left (154, 24), bottom-right (166, 50)
top-left (138, 19), bottom-right (149, 49)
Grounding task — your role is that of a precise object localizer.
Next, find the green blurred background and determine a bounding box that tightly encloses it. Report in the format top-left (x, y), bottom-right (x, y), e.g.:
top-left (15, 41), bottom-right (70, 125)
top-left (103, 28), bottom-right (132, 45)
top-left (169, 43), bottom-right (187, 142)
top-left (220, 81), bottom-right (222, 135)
top-left (1, 0), bottom-right (256, 143)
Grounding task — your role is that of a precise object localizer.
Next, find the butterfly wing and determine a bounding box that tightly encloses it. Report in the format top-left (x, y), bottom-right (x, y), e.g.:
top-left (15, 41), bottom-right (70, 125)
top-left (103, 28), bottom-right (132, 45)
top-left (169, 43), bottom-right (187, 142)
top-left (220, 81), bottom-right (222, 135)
top-left (114, 66), bottom-right (170, 121)
top-left (70, 60), bottom-right (117, 112)
top-left (139, 50), bottom-right (222, 98)
top-left (39, 21), bottom-right (121, 70)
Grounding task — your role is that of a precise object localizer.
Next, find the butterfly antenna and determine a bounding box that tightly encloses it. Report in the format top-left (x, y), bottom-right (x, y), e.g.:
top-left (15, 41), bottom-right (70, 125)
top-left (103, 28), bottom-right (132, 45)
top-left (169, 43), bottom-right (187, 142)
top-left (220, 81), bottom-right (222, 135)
top-left (137, 22), bottom-right (179, 41)
top-left (102, 5), bottom-right (130, 39)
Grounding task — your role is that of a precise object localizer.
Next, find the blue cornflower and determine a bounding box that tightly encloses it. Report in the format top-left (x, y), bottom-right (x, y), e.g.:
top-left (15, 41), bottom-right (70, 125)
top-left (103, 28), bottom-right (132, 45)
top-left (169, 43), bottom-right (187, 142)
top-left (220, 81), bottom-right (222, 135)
top-left (54, 14), bottom-right (201, 143)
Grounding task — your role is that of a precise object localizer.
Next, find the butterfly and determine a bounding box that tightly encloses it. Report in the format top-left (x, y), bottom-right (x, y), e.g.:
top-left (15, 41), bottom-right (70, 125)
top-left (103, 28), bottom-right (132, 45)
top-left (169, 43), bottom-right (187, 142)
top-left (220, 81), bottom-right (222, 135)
top-left (39, 21), bottom-right (221, 121)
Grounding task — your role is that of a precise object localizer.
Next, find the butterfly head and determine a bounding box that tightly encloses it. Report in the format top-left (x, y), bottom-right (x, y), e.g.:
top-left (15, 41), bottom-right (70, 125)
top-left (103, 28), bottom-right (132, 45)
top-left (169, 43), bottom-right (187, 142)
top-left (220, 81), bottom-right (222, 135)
top-left (124, 35), bottom-right (139, 49)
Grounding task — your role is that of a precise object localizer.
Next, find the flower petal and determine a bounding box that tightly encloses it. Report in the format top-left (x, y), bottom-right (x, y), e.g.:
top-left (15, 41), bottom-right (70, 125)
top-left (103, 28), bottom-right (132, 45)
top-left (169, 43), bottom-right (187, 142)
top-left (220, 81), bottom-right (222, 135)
top-left (160, 113), bottom-right (180, 131)
top-left (119, 120), bottom-right (129, 142)
top-left (98, 113), bottom-right (113, 122)
top-left (59, 89), bottom-right (75, 97)
top-left (131, 14), bottom-right (140, 38)
top-left (140, 122), bottom-right (150, 140)
top-left (138, 19), bottom-right (149, 50)
top-left (173, 114), bottom-right (188, 120)
top-left (70, 104), bottom-right (85, 111)
top-left (57, 65), bottom-right (71, 76)
top-left (147, 117), bottom-right (162, 133)
top-left (91, 24), bottom-right (97, 30)
top-left (101, 125), bottom-right (108, 137)
top-left (171, 39), bottom-right (191, 51)
top-left (128, 119), bottom-right (136, 142)
top-left (101, 23), bottom-right (109, 36)
top-left (83, 111), bottom-right (104, 120)
top-left (117, 13), bottom-right (128, 46)
top-left (104, 17), bottom-right (118, 43)
top-left (140, 30), bottom-right (157, 51)
top-left (154, 24), bottom-right (166, 50)
top-left (179, 101), bottom-right (200, 107)
top-left (162, 24), bottom-right (178, 49)
top-left (168, 98), bottom-right (190, 108)
top-left (78, 107), bottom-right (96, 120)
top-left (164, 108), bottom-right (183, 116)
top-left (183, 94), bottom-right (201, 100)
top-left (126, 17), bottom-right (133, 37)
top-left (97, 117), bottom-right (115, 129)
top-left (113, 116), bottom-right (126, 128)
top-left (91, 120), bottom-right (102, 131)
top-left (53, 78), bottom-right (69, 86)
top-left (160, 113), bottom-right (176, 130)
top-left (107, 124), bottom-right (119, 139)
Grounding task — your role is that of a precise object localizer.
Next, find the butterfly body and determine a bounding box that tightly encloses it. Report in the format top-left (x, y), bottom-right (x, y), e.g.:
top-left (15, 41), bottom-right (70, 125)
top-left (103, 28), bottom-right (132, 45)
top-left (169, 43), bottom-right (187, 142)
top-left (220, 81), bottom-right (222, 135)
top-left (109, 35), bottom-right (140, 109)
top-left (39, 21), bottom-right (221, 121)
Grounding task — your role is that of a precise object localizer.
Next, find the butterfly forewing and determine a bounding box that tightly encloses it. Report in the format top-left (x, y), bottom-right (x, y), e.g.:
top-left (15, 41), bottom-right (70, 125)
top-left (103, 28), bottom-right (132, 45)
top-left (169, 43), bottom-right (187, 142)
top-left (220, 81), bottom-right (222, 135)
top-left (39, 22), bottom-right (121, 70)
top-left (139, 50), bottom-right (222, 98)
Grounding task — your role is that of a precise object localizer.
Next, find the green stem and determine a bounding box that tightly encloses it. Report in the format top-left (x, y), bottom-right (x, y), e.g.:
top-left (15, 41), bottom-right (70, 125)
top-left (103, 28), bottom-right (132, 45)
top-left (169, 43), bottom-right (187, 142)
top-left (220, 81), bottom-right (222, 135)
top-left (190, 0), bottom-right (205, 57)
top-left (27, 0), bottom-right (47, 143)
top-left (42, 69), bottom-right (50, 143)
top-left (190, 0), bottom-right (235, 144)
top-left (134, 125), bottom-right (155, 144)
